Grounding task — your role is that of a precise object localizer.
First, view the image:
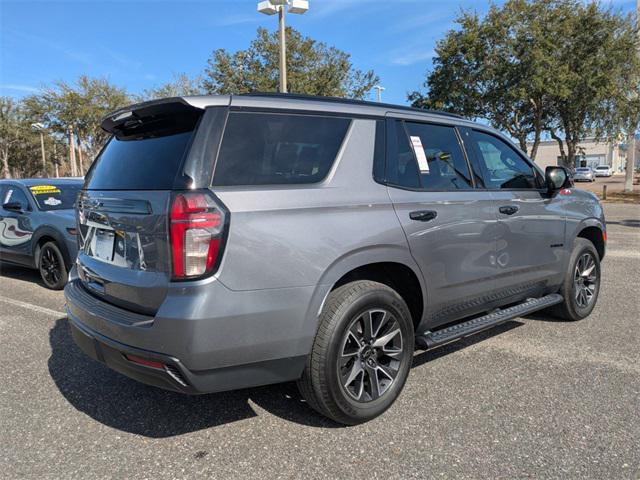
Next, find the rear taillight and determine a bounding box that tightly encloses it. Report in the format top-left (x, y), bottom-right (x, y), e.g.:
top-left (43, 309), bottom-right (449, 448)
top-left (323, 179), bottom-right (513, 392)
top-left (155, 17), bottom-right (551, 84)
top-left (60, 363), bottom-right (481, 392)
top-left (170, 191), bottom-right (226, 279)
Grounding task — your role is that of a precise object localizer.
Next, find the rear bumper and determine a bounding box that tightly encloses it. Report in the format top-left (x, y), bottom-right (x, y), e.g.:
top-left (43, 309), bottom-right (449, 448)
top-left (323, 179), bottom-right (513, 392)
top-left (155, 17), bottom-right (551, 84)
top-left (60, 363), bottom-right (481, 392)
top-left (64, 273), bottom-right (314, 394)
top-left (67, 312), bottom-right (305, 394)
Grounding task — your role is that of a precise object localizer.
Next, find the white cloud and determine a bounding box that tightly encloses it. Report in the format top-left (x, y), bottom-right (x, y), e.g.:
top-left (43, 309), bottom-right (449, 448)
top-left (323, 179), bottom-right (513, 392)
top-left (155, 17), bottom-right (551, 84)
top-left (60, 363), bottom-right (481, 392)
top-left (391, 49), bottom-right (435, 66)
top-left (0, 84), bottom-right (40, 93)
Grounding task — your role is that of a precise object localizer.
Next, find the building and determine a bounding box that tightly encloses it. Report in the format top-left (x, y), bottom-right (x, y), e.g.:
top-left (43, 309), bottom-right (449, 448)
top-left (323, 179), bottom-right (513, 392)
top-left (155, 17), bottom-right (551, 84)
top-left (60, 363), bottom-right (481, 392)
top-left (528, 138), bottom-right (627, 172)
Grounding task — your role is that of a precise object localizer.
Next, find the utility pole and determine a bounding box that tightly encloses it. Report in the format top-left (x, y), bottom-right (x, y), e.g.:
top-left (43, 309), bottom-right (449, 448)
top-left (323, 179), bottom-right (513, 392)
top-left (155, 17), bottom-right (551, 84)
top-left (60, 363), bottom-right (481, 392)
top-left (31, 123), bottom-right (47, 176)
top-left (53, 143), bottom-right (59, 178)
top-left (278, 5), bottom-right (287, 93)
top-left (258, 1), bottom-right (309, 94)
top-left (68, 126), bottom-right (77, 177)
top-left (373, 85), bottom-right (385, 102)
top-left (39, 131), bottom-right (46, 174)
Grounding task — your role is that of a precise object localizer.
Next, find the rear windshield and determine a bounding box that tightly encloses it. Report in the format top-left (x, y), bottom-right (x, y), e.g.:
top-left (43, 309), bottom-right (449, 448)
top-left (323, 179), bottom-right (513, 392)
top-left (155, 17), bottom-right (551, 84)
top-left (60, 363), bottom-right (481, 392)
top-left (85, 130), bottom-right (196, 190)
top-left (212, 112), bottom-right (351, 186)
top-left (29, 184), bottom-right (81, 210)
top-left (576, 168), bottom-right (590, 172)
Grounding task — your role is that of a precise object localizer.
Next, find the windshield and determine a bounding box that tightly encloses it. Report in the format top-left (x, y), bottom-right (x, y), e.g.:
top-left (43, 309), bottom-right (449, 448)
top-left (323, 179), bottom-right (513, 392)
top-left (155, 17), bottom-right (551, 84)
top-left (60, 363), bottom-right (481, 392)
top-left (29, 184), bottom-right (81, 211)
top-left (596, 166), bottom-right (608, 170)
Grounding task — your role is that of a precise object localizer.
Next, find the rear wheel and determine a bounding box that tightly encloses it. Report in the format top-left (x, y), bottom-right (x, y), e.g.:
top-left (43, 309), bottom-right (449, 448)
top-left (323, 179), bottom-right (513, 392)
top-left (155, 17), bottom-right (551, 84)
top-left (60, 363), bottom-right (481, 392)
top-left (38, 241), bottom-right (67, 290)
top-left (550, 238), bottom-right (601, 321)
top-left (297, 281), bottom-right (414, 425)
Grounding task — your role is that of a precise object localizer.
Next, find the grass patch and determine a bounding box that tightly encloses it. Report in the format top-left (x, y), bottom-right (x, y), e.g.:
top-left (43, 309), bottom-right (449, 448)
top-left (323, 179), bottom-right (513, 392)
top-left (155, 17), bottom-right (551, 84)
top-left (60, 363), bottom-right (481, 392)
top-left (598, 190), bottom-right (640, 204)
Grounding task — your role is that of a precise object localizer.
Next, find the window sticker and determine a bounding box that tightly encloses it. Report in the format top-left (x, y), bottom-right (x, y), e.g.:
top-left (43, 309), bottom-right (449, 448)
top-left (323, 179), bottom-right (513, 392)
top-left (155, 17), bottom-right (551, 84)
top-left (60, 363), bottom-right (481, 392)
top-left (43, 197), bottom-right (63, 206)
top-left (409, 136), bottom-right (430, 173)
top-left (30, 185), bottom-right (61, 195)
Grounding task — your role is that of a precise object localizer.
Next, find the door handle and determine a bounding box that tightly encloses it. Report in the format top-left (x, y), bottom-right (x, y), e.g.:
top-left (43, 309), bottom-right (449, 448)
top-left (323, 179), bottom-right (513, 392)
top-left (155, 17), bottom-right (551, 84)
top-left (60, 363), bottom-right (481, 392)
top-left (409, 210), bottom-right (438, 222)
top-left (499, 205), bottom-right (519, 215)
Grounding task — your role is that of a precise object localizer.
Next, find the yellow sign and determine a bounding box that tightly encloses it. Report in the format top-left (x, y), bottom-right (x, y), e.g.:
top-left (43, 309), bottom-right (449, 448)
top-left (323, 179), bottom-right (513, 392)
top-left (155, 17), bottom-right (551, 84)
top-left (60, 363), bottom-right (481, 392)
top-left (30, 185), bottom-right (61, 195)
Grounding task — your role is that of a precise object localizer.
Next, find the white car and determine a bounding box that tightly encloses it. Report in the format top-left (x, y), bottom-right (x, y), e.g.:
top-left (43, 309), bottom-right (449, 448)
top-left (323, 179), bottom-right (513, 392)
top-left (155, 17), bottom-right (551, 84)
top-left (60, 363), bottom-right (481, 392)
top-left (594, 165), bottom-right (614, 177)
top-left (573, 167), bottom-right (596, 182)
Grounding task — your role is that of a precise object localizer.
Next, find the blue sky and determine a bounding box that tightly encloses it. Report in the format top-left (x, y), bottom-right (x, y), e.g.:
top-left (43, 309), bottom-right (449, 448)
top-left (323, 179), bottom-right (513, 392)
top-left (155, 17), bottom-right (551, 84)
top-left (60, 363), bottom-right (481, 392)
top-left (1, 0), bottom-right (636, 105)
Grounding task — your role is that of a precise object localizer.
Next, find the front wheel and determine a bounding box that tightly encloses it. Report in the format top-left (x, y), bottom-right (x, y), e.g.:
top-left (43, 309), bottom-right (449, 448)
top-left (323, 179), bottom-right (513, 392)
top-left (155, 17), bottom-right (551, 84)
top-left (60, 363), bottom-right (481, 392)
top-left (297, 281), bottom-right (414, 425)
top-left (550, 238), bottom-right (601, 321)
top-left (38, 241), bottom-right (68, 290)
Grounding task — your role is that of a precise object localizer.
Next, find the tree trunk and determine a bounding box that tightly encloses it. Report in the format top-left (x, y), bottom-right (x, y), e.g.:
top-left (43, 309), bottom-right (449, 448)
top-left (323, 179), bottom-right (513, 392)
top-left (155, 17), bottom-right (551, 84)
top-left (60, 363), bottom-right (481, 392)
top-left (549, 129), bottom-right (568, 167)
top-left (1, 149), bottom-right (10, 178)
top-left (624, 131), bottom-right (635, 193)
top-left (528, 98), bottom-right (543, 161)
top-left (528, 127), bottom-right (542, 161)
top-left (566, 136), bottom-right (581, 169)
top-left (77, 135), bottom-right (85, 176)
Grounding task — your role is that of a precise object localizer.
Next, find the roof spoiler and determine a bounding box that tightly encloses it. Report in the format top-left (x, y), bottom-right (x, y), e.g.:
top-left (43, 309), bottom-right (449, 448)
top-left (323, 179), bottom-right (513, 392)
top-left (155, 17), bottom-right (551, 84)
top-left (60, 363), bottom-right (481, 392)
top-left (101, 97), bottom-right (203, 135)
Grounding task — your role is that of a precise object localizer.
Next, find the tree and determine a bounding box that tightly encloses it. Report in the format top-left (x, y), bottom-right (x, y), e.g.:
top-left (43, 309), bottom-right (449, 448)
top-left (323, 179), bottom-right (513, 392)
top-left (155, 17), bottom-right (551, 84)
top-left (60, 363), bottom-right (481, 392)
top-left (0, 97), bottom-right (45, 178)
top-left (23, 76), bottom-right (130, 172)
top-left (545, 2), bottom-right (639, 168)
top-left (410, 0), bottom-right (562, 159)
top-left (410, 0), bottom-right (640, 168)
top-left (142, 73), bottom-right (205, 100)
top-left (203, 27), bottom-right (378, 99)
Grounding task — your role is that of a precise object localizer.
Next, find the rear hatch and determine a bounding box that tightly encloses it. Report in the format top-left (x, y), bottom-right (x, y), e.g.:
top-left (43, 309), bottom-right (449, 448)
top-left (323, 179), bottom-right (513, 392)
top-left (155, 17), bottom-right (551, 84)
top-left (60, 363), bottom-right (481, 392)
top-left (76, 99), bottom-right (225, 315)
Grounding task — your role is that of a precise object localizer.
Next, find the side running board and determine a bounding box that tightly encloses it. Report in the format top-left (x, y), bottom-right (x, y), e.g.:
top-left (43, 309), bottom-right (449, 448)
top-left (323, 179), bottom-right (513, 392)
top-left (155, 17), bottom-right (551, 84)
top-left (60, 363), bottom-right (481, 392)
top-left (415, 294), bottom-right (563, 350)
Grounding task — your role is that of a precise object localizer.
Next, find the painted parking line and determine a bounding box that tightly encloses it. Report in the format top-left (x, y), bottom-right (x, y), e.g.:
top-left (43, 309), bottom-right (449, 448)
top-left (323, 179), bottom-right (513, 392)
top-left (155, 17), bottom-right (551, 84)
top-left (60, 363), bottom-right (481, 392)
top-left (0, 295), bottom-right (65, 317)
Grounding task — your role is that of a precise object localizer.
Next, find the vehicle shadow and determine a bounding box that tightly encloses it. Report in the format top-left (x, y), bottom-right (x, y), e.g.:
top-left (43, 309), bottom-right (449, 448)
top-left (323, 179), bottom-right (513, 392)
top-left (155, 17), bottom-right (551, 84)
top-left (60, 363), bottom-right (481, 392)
top-left (0, 263), bottom-right (45, 287)
top-left (47, 318), bottom-right (339, 436)
top-left (49, 318), bottom-right (523, 437)
top-left (606, 219), bottom-right (640, 228)
top-left (411, 320), bottom-right (523, 368)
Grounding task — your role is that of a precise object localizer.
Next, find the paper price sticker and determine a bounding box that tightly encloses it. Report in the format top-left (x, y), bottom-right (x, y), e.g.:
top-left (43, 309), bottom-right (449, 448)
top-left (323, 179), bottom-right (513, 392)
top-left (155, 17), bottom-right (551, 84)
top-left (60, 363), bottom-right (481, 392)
top-left (409, 136), bottom-right (429, 173)
top-left (30, 185), bottom-right (61, 195)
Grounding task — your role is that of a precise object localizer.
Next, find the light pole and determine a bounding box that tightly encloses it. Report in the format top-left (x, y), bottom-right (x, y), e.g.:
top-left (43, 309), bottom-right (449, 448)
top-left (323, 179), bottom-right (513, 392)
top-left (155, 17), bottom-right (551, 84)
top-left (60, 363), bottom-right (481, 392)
top-left (31, 123), bottom-right (47, 176)
top-left (373, 85), bottom-right (385, 102)
top-left (257, 0), bottom-right (309, 93)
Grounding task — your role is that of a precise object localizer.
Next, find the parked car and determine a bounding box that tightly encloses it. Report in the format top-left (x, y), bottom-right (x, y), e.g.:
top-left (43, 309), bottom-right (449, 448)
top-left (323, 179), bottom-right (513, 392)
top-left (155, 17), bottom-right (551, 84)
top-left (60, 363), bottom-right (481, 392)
top-left (594, 165), bottom-right (614, 177)
top-left (65, 94), bottom-right (605, 425)
top-left (573, 167), bottom-right (596, 182)
top-left (0, 178), bottom-right (83, 289)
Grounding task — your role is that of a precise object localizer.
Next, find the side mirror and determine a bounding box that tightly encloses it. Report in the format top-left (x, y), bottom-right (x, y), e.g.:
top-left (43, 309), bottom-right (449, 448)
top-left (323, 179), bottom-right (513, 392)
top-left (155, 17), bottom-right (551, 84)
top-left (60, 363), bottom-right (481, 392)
top-left (545, 166), bottom-right (569, 192)
top-left (2, 201), bottom-right (24, 213)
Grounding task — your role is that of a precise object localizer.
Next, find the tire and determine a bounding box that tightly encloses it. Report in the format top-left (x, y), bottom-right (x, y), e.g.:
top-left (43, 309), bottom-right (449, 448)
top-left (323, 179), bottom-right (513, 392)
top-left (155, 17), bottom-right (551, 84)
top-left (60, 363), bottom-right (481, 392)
top-left (297, 280), bottom-right (414, 425)
top-left (550, 238), bottom-right (601, 321)
top-left (38, 241), bottom-right (68, 290)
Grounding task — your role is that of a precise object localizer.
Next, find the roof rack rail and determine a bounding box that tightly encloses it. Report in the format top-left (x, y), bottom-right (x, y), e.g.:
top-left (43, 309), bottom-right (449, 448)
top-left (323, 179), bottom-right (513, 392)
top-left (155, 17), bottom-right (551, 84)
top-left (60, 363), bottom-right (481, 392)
top-left (236, 92), bottom-right (464, 119)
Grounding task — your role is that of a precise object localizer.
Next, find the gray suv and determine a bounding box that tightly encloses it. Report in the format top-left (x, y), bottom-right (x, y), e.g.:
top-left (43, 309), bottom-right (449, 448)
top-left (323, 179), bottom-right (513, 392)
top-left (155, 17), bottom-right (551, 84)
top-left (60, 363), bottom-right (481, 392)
top-left (65, 94), bottom-right (605, 425)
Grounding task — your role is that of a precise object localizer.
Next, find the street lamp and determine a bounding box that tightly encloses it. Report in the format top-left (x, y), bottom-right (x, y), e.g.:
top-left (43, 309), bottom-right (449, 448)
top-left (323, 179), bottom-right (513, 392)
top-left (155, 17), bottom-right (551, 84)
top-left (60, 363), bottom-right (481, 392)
top-left (373, 85), bottom-right (385, 103)
top-left (31, 122), bottom-right (47, 176)
top-left (257, 0), bottom-right (309, 93)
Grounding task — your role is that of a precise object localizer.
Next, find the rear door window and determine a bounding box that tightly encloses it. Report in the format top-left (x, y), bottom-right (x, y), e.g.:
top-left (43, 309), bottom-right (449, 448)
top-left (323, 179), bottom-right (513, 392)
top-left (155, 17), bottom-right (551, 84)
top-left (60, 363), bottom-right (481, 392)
top-left (386, 120), bottom-right (473, 191)
top-left (29, 184), bottom-right (81, 210)
top-left (212, 112), bottom-right (351, 186)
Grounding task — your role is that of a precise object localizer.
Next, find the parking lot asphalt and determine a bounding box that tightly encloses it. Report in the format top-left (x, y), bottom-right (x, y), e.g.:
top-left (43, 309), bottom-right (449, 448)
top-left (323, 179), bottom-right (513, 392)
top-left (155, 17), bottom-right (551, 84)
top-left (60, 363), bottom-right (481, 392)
top-left (1, 203), bottom-right (639, 480)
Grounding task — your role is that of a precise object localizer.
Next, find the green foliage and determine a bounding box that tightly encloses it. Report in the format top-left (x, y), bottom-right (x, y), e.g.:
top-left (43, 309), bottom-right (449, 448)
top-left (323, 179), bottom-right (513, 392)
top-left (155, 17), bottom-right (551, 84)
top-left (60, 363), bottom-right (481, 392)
top-left (23, 76), bottom-right (130, 161)
top-left (411, 0), bottom-right (640, 167)
top-left (0, 97), bottom-right (51, 178)
top-left (203, 27), bottom-right (378, 99)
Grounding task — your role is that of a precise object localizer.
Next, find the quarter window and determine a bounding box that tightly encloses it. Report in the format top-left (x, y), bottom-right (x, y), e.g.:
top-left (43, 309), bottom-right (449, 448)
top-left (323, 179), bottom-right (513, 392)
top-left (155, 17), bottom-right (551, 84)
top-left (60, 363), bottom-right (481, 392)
top-left (387, 121), bottom-right (473, 191)
top-left (469, 131), bottom-right (537, 189)
top-left (212, 112), bottom-right (351, 186)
